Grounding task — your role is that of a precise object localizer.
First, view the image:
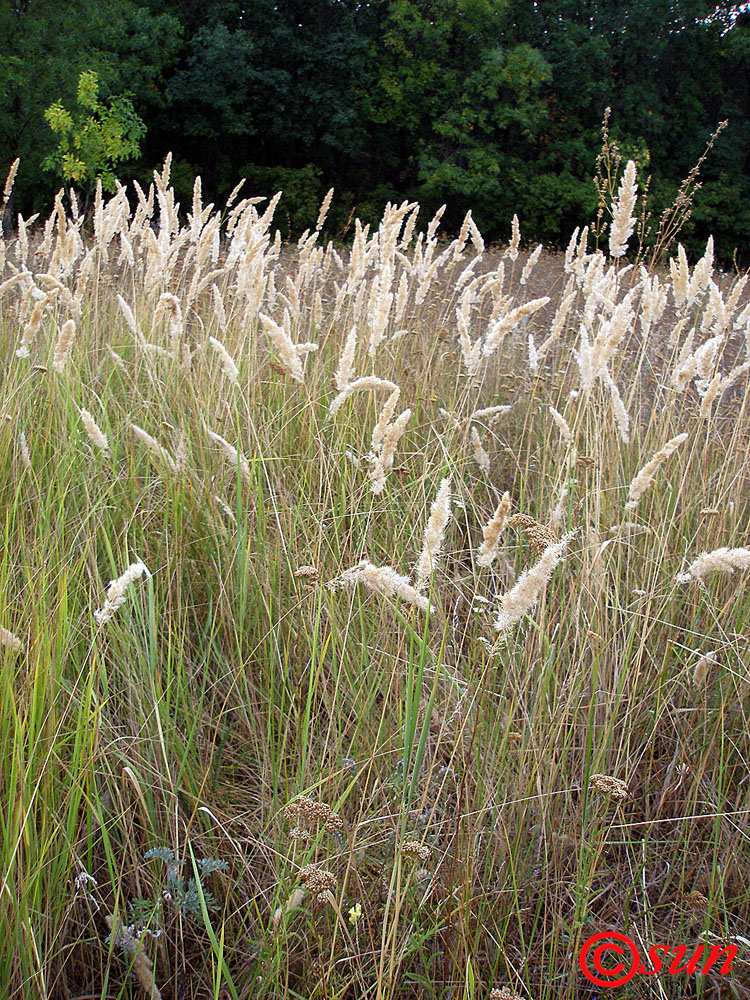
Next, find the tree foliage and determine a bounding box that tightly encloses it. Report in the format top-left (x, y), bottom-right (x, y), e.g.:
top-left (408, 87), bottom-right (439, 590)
top-left (2, 0), bottom-right (750, 260)
top-left (43, 70), bottom-right (146, 192)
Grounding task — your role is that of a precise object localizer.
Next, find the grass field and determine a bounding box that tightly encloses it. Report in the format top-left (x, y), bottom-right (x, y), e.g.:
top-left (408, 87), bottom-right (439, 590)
top-left (1, 156), bottom-right (750, 999)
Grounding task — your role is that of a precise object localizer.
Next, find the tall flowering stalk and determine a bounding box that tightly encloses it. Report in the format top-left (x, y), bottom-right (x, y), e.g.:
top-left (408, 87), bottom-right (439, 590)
top-left (94, 562), bottom-right (150, 626)
top-left (493, 533), bottom-right (574, 635)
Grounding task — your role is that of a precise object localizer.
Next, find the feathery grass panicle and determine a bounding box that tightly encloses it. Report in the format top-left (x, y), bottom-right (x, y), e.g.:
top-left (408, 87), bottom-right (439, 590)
top-left (335, 560), bottom-right (433, 614)
top-left (625, 432), bottom-right (688, 509)
top-left (493, 532), bottom-right (574, 634)
top-left (520, 243), bottom-right (543, 285)
top-left (116, 293), bottom-right (145, 346)
top-left (505, 214), bottom-right (521, 261)
top-left (205, 426), bottom-right (251, 482)
top-left (94, 562), bottom-right (150, 626)
top-left (78, 408), bottom-right (110, 455)
top-left (131, 424), bottom-right (178, 473)
top-left (548, 406), bottom-right (571, 445)
top-left (415, 477), bottom-right (452, 593)
top-left (609, 159), bottom-right (638, 258)
top-left (483, 297), bottom-right (549, 359)
top-left (477, 492), bottom-right (512, 568)
top-left (370, 407), bottom-right (411, 495)
top-left (2, 157), bottom-right (19, 207)
top-left (329, 376), bottom-right (398, 417)
top-left (471, 427), bottom-right (491, 473)
top-left (603, 368), bottom-right (631, 443)
top-left (208, 335), bottom-right (240, 386)
top-left (692, 650), bottom-right (717, 685)
top-left (334, 325), bottom-right (358, 391)
top-left (0, 626), bottom-right (22, 653)
top-left (676, 547), bottom-right (750, 585)
top-left (258, 311), bottom-right (316, 382)
top-left (470, 405), bottom-right (512, 424)
top-left (52, 319), bottom-right (76, 373)
top-left (18, 431), bottom-right (31, 471)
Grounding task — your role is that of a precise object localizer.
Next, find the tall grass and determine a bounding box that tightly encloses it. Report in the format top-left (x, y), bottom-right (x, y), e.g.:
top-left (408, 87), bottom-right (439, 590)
top-left (0, 156), bottom-right (749, 999)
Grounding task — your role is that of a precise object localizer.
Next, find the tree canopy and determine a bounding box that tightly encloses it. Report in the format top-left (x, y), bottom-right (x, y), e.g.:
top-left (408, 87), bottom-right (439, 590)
top-left (2, 0), bottom-right (750, 260)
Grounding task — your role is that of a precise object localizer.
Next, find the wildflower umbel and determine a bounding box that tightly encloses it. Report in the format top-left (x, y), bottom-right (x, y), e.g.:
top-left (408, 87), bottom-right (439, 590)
top-left (589, 773), bottom-right (629, 800)
top-left (283, 796), bottom-right (344, 832)
top-left (489, 989), bottom-right (526, 1000)
top-left (94, 562), bottom-right (150, 626)
top-left (402, 840), bottom-right (431, 862)
top-left (0, 626), bottom-right (22, 653)
top-left (299, 865), bottom-right (337, 902)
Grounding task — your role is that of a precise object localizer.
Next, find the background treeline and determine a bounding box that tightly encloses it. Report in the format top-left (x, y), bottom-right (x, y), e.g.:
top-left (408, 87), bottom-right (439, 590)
top-left (2, 0), bottom-right (750, 261)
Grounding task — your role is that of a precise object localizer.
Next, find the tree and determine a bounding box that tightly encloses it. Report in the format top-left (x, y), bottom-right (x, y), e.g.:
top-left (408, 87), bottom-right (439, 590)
top-left (43, 70), bottom-right (146, 194)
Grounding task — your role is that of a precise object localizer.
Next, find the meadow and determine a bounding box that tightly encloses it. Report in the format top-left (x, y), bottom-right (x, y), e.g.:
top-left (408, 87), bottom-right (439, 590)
top-left (1, 153), bottom-right (749, 999)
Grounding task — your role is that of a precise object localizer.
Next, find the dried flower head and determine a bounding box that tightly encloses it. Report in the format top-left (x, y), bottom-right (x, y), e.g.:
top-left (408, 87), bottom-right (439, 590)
top-left (489, 989), bottom-right (526, 1000)
top-left (685, 890), bottom-right (710, 910)
top-left (589, 773), bottom-right (629, 800)
top-left (508, 514), bottom-right (557, 556)
top-left (295, 565), bottom-right (318, 579)
top-left (402, 840), bottom-right (431, 862)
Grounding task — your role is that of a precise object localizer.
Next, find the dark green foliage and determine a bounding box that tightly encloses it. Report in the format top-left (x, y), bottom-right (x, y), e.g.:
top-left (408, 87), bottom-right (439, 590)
top-left (2, 0), bottom-right (750, 260)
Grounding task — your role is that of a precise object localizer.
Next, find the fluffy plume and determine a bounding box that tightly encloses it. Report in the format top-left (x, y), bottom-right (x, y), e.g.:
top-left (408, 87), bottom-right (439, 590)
top-left (493, 532), bottom-right (574, 634)
top-left (205, 427), bottom-right (251, 482)
top-left (676, 547), bottom-right (750, 585)
top-left (52, 319), bottom-right (76, 373)
top-left (334, 326), bottom-right (358, 391)
top-left (483, 297), bottom-right (549, 359)
top-left (79, 409), bottom-right (110, 455)
top-left (0, 626), bottom-right (22, 653)
top-left (259, 311), bottom-right (317, 382)
top-left (131, 424), bottom-right (178, 473)
top-left (471, 427), bottom-right (491, 473)
top-left (94, 562), bottom-right (150, 626)
top-left (477, 492), bottom-right (511, 568)
top-left (520, 244), bottom-right (543, 286)
top-left (336, 561), bottom-right (433, 614)
top-left (609, 160), bottom-right (638, 258)
top-left (369, 408), bottom-right (411, 495)
top-left (505, 215), bottom-right (521, 261)
top-left (625, 433), bottom-right (688, 509)
top-left (208, 336), bottom-right (240, 386)
top-left (415, 477), bottom-right (452, 593)
top-left (549, 406), bottom-right (571, 445)
top-left (329, 376), bottom-right (398, 417)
